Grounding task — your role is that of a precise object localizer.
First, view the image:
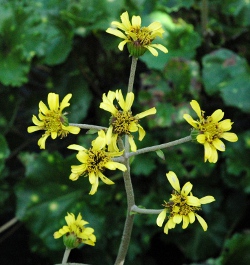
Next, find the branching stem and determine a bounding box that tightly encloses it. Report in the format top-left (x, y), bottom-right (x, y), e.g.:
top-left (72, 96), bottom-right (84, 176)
top-left (127, 136), bottom-right (192, 158)
top-left (131, 205), bottom-right (163, 215)
top-left (69, 123), bottom-right (106, 130)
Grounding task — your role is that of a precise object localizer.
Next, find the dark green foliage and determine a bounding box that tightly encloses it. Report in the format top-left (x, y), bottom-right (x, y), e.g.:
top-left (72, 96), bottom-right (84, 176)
top-left (0, 0), bottom-right (250, 264)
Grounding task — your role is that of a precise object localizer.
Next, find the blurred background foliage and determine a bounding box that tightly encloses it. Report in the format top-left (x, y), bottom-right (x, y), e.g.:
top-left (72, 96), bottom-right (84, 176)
top-left (0, 0), bottom-right (250, 264)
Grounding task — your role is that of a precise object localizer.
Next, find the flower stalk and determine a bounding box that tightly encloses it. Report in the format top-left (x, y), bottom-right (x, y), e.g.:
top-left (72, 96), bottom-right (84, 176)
top-left (127, 56), bottom-right (138, 93)
top-left (69, 123), bottom-right (107, 131)
top-left (114, 139), bottom-right (135, 265)
top-left (131, 205), bottom-right (162, 215)
top-left (62, 248), bottom-right (71, 264)
top-left (127, 135), bottom-right (192, 158)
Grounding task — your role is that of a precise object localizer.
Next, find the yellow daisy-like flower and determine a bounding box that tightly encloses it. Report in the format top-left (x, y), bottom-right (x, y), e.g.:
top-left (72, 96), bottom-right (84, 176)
top-left (99, 89), bottom-right (156, 152)
top-left (106, 11), bottom-right (168, 57)
top-left (54, 212), bottom-right (96, 248)
top-left (156, 171), bottom-right (215, 234)
top-left (183, 100), bottom-right (238, 163)
top-left (27, 93), bottom-right (80, 149)
top-left (68, 130), bottom-right (127, 195)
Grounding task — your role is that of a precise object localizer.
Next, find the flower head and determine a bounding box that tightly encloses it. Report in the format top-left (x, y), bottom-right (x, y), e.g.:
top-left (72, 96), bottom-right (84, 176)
top-left (99, 89), bottom-right (156, 152)
top-left (183, 100), bottom-right (238, 163)
top-left (27, 93), bottom-right (80, 149)
top-left (53, 212), bottom-right (96, 248)
top-left (156, 171), bottom-right (215, 234)
top-left (106, 11), bottom-right (168, 57)
top-left (68, 130), bottom-right (126, 195)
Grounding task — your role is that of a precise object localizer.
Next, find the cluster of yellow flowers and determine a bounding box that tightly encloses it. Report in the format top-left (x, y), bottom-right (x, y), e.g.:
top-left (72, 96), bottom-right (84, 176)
top-left (27, 11), bottom-right (238, 248)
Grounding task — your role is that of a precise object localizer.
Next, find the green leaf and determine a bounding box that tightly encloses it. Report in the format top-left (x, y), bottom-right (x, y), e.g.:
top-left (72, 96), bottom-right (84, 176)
top-left (220, 233), bottom-right (250, 265)
top-left (43, 24), bottom-right (73, 65)
top-left (156, 150), bottom-right (165, 160)
top-left (220, 74), bottom-right (250, 113)
top-left (86, 129), bottom-right (99, 135)
top-left (222, 0), bottom-right (250, 26)
top-left (202, 49), bottom-right (248, 94)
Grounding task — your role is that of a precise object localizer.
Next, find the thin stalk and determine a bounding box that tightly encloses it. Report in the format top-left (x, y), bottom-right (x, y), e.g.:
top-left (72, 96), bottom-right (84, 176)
top-left (127, 56), bottom-right (138, 93)
top-left (131, 205), bottom-right (163, 215)
top-left (201, 0), bottom-right (209, 36)
top-left (114, 140), bottom-right (135, 265)
top-left (62, 248), bottom-right (71, 264)
top-left (114, 56), bottom-right (138, 264)
top-left (127, 135), bottom-right (192, 158)
top-left (0, 217), bottom-right (18, 234)
top-left (69, 123), bottom-right (106, 130)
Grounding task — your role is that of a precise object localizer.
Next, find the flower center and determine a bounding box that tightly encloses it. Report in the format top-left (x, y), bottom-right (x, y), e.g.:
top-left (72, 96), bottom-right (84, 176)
top-left (128, 26), bottom-right (153, 46)
top-left (42, 110), bottom-right (69, 138)
top-left (87, 149), bottom-right (110, 173)
top-left (164, 192), bottom-right (201, 217)
top-left (197, 112), bottom-right (223, 143)
top-left (111, 110), bottom-right (137, 136)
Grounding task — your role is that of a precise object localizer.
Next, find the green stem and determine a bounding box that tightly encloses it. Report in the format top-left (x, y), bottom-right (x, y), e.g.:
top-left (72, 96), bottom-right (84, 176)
top-left (114, 55), bottom-right (138, 265)
top-left (201, 0), bottom-right (208, 35)
top-left (69, 123), bottom-right (106, 130)
top-left (131, 205), bottom-right (163, 215)
top-left (127, 135), bottom-right (192, 158)
top-left (62, 248), bottom-right (71, 264)
top-left (127, 56), bottom-right (138, 93)
top-left (114, 140), bottom-right (135, 265)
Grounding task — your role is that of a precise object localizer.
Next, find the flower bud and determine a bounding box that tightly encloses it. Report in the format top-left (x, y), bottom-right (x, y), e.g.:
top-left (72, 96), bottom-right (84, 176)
top-left (191, 128), bottom-right (200, 142)
top-left (63, 233), bottom-right (81, 249)
top-left (127, 42), bottom-right (147, 57)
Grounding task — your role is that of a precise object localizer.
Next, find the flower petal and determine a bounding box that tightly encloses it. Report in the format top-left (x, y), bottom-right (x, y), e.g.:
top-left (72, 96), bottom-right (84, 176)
top-left (149, 44), bottom-right (168, 53)
top-left (38, 134), bottom-right (49, 149)
top-left (166, 171), bottom-right (180, 193)
top-left (48, 93), bottom-right (59, 111)
top-left (190, 100), bottom-right (201, 119)
top-left (156, 209), bottom-right (167, 227)
top-left (211, 109), bottom-right (224, 122)
top-left (136, 107), bottom-right (156, 119)
top-left (89, 177), bottom-right (99, 195)
top-left (146, 45), bottom-right (158, 56)
top-left (212, 138), bottom-right (225, 151)
top-left (128, 135), bottom-right (137, 151)
top-left (188, 211), bottom-right (195, 223)
top-left (181, 182), bottom-right (193, 196)
top-left (60, 93), bottom-right (72, 111)
top-left (173, 214), bottom-right (182, 224)
top-left (183, 114), bottom-right (198, 128)
top-left (186, 195), bottom-right (201, 206)
top-left (27, 126), bottom-right (42, 133)
top-left (182, 215), bottom-right (189, 229)
top-left (106, 28), bottom-right (127, 39)
top-left (68, 144), bottom-right (86, 151)
top-left (199, 196), bottom-right (215, 204)
top-left (195, 213), bottom-right (208, 231)
top-left (137, 124), bottom-right (145, 141)
top-left (98, 171), bottom-right (114, 185)
top-left (221, 132), bottom-right (238, 142)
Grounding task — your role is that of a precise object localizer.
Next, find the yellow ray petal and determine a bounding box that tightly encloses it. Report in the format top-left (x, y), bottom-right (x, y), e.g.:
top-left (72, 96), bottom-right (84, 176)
top-left (166, 171), bottom-right (180, 192)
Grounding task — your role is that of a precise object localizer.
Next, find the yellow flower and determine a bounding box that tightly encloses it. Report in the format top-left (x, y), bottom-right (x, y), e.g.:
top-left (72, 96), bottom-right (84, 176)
top-left (27, 93), bottom-right (80, 149)
top-left (106, 11), bottom-right (168, 57)
top-left (54, 212), bottom-right (96, 248)
top-left (183, 100), bottom-right (238, 163)
top-left (99, 89), bottom-right (156, 152)
top-left (68, 130), bottom-right (127, 195)
top-left (156, 171), bottom-right (215, 234)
